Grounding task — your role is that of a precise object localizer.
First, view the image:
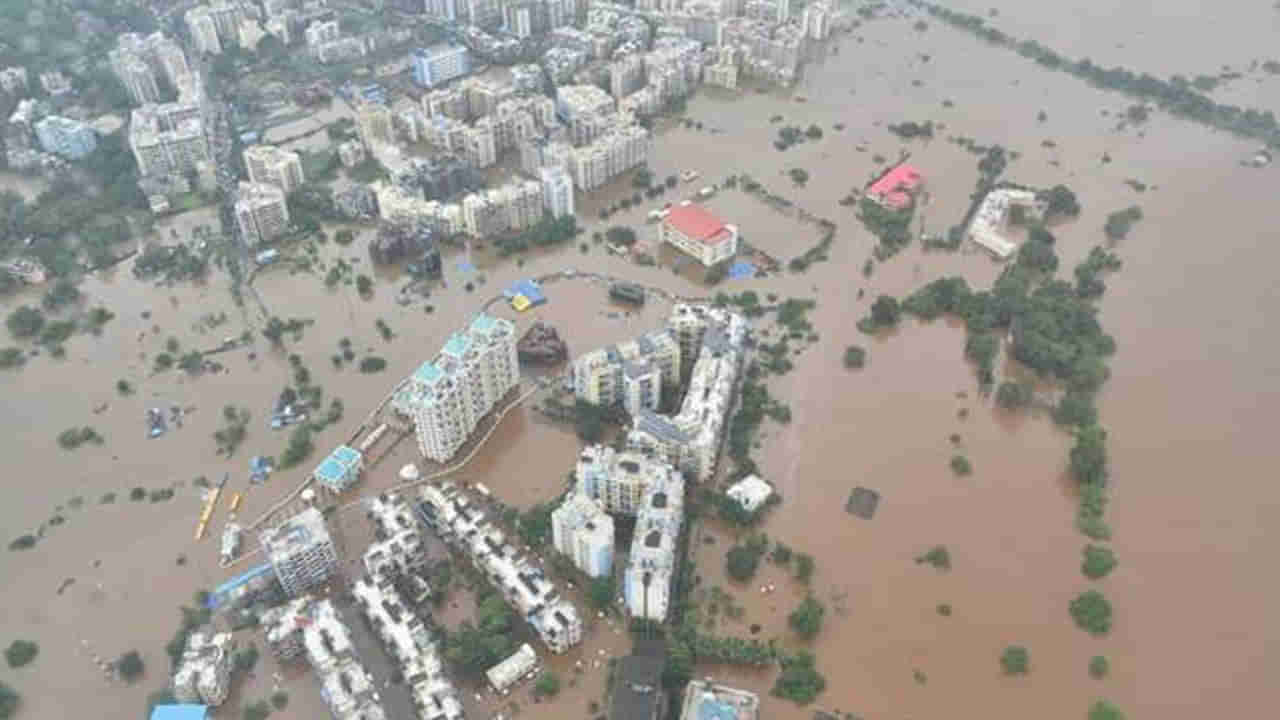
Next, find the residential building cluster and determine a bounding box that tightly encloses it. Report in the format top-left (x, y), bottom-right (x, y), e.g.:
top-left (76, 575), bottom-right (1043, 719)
top-left (172, 631), bottom-right (235, 707)
top-left (109, 32), bottom-right (197, 105)
top-left (571, 330), bottom-right (681, 416)
top-left (391, 313), bottom-right (520, 462)
top-left (129, 98), bottom-right (213, 200)
top-left (412, 44), bottom-right (473, 88)
top-left (354, 493), bottom-right (463, 720)
top-left (185, 1), bottom-right (264, 57)
top-left (374, 174), bottom-right (546, 239)
top-left (260, 596), bottom-right (387, 720)
top-left (418, 482), bottom-right (584, 652)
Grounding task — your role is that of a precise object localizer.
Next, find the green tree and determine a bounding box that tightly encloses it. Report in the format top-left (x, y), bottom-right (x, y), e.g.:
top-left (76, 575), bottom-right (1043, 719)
top-left (1069, 590), bottom-right (1113, 635)
top-left (0, 681), bottom-right (18, 720)
top-left (1053, 390), bottom-right (1097, 427)
top-left (1070, 425), bottom-right (1108, 486)
top-left (632, 168), bottom-right (653, 189)
top-left (727, 544), bottom-right (763, 582)
top-left (1089, 655), bottom-right (1110, 678)
top-left (788, 595), bottom-right (825, 639)
top-left (4, 640), bottom-right (37, 668)
top-left (6, 306), bottom-right (45, 339)
top-left (995, 381), bottom-right (1032, 409)
top-left (915, 546), bottom-right (951, 570)
top-left (1000, 646), bottom-right (1029, 674)
top-left (794, 553), bottom-right (815, 583)
top-left (243, 700), bottom-right (271, 720)
top-left (334, 229), bottom-right (355, 246)
top-left (574, 400), bottom-right (606, 443)
top-left (1081, 544), bottom-right (1117, 579)
top-left (1037, 184), bottom-right (1081, 219)
top-left (517, 504), bottom-right (554, 547)
top-left (534, 671), bottom-right (561, 697)
top-left (772, 651), bottom-right (826, 704)
top-left (588, 575), bottom-right (616, 610)
top-left (117, 650), bottom-right (144, 682)
top-left (789, 168), bottom-right (810, 184)
top-left (950, 455), bottom-right (973, 476)
top-left (843, 345), bottom-right (866, 369)
top-left (870, 295), bottom-right (900, 327)
top-left (1088, 700), bottom-right (1126, 720)
top-left (359, 356), bottom-right (387, 373)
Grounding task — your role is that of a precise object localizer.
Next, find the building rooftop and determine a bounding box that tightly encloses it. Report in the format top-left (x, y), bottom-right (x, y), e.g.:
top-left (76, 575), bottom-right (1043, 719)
top-left (413, 361), bottom-right (442, 384)
top-left (260, 507), bottom-right (330, 556)
top-left (150, 706), bottom-right (209, 720)
top-left (609, 655), bottom-right (665, 720)
top-left (665, 204), bottom-right (731, 244)
top-left (442, 332), bottom-right (473, 358)
top-left (680, 681), bottom-right (761, 720)
top-left (867, 163), bottom-right (923, 210)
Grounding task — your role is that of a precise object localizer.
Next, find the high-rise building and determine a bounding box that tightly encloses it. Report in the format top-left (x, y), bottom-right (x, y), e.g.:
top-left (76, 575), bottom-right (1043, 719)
top-left (572, 330), bottom-right (680, 412)
top-left (235, 181), bottom-right (290, 246)
top-left (34, 116), bottom-right (97, 160)
top-left (412, 44), bottom-right (472, 88)
top-left (551, 493), bottom-right (614, 578)
top-left (575, 444), bottom-right (681, 517)
top-left (188, 8), bottom-right (224, 55)
top-left (260, 507), bottom-right (338, 598)
top-left (658, 203), bottom-right (738, 267)
top-left (172, 631), bottom-right (235, 706)
top-left (128, 102), bottom-right (210, 177)
top-left (623, 459), bottom-right (685, 621)
top-left (393, 313), bottom-right (519, 462)
top-left (356, 102), bottom-right (394, 149)
top-left (463, 118), bottom-right (496, 169)
top-left (539, 166), bottom-right (574, 218)
top-left (243, 144), bottom-right (304, 193)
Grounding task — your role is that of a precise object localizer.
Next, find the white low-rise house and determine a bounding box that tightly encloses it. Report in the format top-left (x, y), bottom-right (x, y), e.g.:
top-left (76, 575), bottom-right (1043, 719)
top-left (658, 203), bottom-right (738, 267)
top-left (172, 631), bottom-right (235, 706)
top-left (419, 483), bottom-right (584, 653)
top-left (967, 188), bottom-right (1045, 259)
top-left (726, 475), bottom-right (773, 513)
top-left (551, 492), bottom-right (615, 578)
top-left (486, 643), bottom-right (537, 693)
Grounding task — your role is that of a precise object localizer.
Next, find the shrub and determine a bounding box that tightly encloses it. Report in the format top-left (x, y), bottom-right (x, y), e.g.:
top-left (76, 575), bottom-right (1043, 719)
top-left (1000, 646), bottom-right (1029, 674)
top-left (243, 700), bottom-right (272, 720)
top-left (726, 545), bottom-right (761, 582)
top-left (534, 671), bottom-right (561, 697)
top-left (950, 455), bottom-right (972, 476)
top-left (4, 641), bottom-right (38, 668)
top-left (359, 356), bottom-right (387, 373)
top-left (0, 682), bottom-right (18, 719)
top-left (1089, 655), bottom-right (1109, 678)
top-left (772, 651), bottom-right (825, 704)
top-left (271, 691), bottom-right (289, 710)
top-left (1082, 544), bottom-right (1117, 579)
top-left (788, 595), bottom-right (825, 639)
top-left (794, 553), bottom-right (815, 583)
top-left (8, 535), bottom-right (36, 551)
top-left (1069, 590), bottom-right (1113, 635)
top-left (0, 347), bottom-right (23, 369)
top-left (356, 275), bottom-right (373, 297)
top-left (1088, 700), bottom-right (1126, 720)
top-left (936, 603), bottom-right (952, 616)
top-left (843, 345), bottom-right (866, 369)
top-left (995, 381), bottom-right (1032, 409)
top-left (6, 306), bottom-right (45, 339)
top-left (117, 650), bottom-right (144, 682)
top-left (233, 644), bottom-right (260, 673)
top-left (915, 546), bottom-right (951, 570)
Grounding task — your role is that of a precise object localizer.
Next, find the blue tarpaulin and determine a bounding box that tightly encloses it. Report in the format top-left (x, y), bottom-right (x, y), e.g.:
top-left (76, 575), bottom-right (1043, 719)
top-left (728, 261), bottom-right (757, 279)
top-left (503, 279), bottom-right (546, 306)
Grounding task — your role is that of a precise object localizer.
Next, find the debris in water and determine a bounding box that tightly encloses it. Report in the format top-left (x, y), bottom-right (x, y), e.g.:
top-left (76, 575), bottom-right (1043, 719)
top-left (846, 487), bottom-right (881, 519)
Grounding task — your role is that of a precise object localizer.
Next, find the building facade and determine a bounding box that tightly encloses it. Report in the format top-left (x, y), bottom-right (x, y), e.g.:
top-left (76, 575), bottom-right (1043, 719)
top-left (658, 204), bottom-right (738, 267)
top-left (413, 44), bottom-right (472, 88)
top-left (244, 144), bottom-right (305, 194)
top-left (260, 507), bottom-right (338, 598)
top-left (572, 330), bottom-right (680, 412)
top-left (551, 492), bottom-right (615, 578)
top-left (539, 166), bottom-right (575, 218)
top-left (623, 461), bottom-right (685, 621)
top-left (235, 181), bottom-right (290, 246)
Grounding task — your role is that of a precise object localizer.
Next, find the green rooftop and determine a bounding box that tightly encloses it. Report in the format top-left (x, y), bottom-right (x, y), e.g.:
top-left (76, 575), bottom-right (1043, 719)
top-left (413, 361), bottom-right (442, 384)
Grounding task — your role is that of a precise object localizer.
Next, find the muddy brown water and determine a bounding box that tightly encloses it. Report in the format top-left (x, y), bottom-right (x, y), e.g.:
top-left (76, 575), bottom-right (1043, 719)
top-left (3, 4), bottom-right (1278, 719)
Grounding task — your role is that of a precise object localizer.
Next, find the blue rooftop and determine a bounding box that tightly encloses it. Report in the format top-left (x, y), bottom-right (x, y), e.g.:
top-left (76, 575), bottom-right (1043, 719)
top-left (151, 705), bottom-right (209, 720)
top-left (698, 699), bottom-right (740, 720)
top-left (413, 361), bottom-right (442, 384)
top-left (471, 312), bottom-right (499, 332)
top-left (332, 445), bottom-right (360, 465)
top-left (315, 458), bottom-right (346, 483)
top-left (443, 332), bottom-right (473, 357)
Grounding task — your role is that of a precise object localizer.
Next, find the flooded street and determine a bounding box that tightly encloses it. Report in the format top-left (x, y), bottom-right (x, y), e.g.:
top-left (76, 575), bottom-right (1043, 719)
top-left (2, 3), bottom-right (1278, 719)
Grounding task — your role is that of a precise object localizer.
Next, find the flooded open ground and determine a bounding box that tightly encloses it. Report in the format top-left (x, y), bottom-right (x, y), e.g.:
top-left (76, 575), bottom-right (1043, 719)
top-left (3, 2), bottom-right (1279, 719)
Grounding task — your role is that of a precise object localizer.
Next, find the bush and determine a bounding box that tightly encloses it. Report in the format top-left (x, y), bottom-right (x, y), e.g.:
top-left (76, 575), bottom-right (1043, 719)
top-left (789, 168), bottom-right (810, 184)
top-left (772, 651), bottom-right (826, 704)
top-left (4, 641), bottom-right (38, 668)
top-left (359, 356), bottom-right (387, 373)
top-left (788, 595), bottom-right (825, 639)
top-left (995, 381), bottom-right (1032, 409)
top-left (117, 650), bottom-right (144, 682)
top-left (243, 700), bottom-right (272, 720)
top-left (6, 306), bottom-right (44, 339)
top-left (0, 682), bottom-right (18, 719)
top-left (1088, 700), bottom-right (1126, 720)
top-left (1069, 590), bottom-right (1113, 635)
top-left (8, 534), bottom-right (36, 551)
top-left (1082, 544), bottom-right (1117, 579)
top-left (794, 553), bottom-right (815, 583)
top-left (356, 275), bottom-right (373, 297)
top-left (605, 226), bottom-right (637, 247)
top-left (950, 455), bottom-right (972, 476)
top-left (915, 546), bottom-right (951, 570)
top-left (726, 545), bottom-right (761, 582)
top-left (1103, 206), bottom-right (1143, 240)
top-left (58, 426), bottom-right (103, 450)
top-left (534, 671), bottom-right (561, 697)
top-left (1089, 655), bottom-right (1109, 678)
top-left (843, 345), bottom-right (866, 369)
top-left (234, 644), bottom-right (260, 673)
top-left (270, 691), bottom-right (289, 710)
top-left (334, 229), bottom-right (355, 246)
top-left (1000, 646), bottom-right (1029, 674)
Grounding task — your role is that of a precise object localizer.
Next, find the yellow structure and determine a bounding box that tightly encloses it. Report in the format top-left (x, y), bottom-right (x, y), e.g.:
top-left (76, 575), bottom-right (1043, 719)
top-left (511, 294), bottom-right (532, 312)
top-left (196, 487), bottom-right (221, 540)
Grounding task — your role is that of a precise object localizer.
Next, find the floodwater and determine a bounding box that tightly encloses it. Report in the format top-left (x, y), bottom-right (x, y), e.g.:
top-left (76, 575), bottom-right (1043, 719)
top-left (2, 3), bottom-right (1278, 719)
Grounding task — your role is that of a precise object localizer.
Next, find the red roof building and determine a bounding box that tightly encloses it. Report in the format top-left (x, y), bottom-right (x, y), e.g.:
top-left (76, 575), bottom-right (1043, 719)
top-left (658, 203), bottom-right (738, 267)
top-left (866, 163), bottom-right (924, 210)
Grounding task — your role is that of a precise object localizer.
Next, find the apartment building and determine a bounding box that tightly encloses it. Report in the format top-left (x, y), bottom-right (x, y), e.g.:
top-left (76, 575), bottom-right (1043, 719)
top-left (551, 493), bottom-right (615, 578)
top-left (623, 461), bottom-right (685, 621)
top-left (571, 330), bottom-right (680, 413)
top-left (419, 484), bottom-right (583, 652)
top-left (464, 117), bottom-right (497, 168)
top-left (128, 102), bottom-right (210, 178)
top-left (520, 136), bottom-right (574, 176)
top-left (556, 84), bottom-right (615, 140)
top-left (357, 102), bottom-right (395, 149)
top-left (0, 66), bottom-right (27, 94)
top-left (363, 493), bottom-right (427, 579)
top-left (186, 8), bottom-right (224, 55)
top-left (244, 144), bottom-right (305, 194)
top-left (659, 203), bottom-right (738, 267)
top-left (540, 166), bottom-right (575, 218)
top-left (413, 44), bottom-right (472, 88)
top-left (260, 507), bottom-right (337, 598)
top-left (235, 181), bottom-right (290, 246)
top-left (393, 313), bottom-right (519, 463)
top-left (568, 123), bottom-right (650, 191)
top-left (312, 444), bottom-right (364, 494)
top-left (34, 116), bottom-right (97, 160)
top-left (575, 444), bottom-right (682, 517)
top-left (172, 631), bottom-right (235, 706)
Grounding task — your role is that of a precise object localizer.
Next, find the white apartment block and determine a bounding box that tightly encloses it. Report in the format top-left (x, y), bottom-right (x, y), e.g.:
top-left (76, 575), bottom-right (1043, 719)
top-left (260, 597), bottom-right (388, 719)
top-left (394, 313), bottom-right (519, 463)
top-left (128, 102), bottom-right (210, 178)
top-left (540, 166), bottom-right (575, 218)
top-left (572, 330), bottom-right (680, 412)
top-left (305, 19), bottom-right (341, 49)
top-left (551, 493), bottom-right (615, 578)
top-left (413, 44), bottom-right (471, 88)
top-left (418, 482), bottom-right (584, 652)
top-left (357, 102), bottom-right (395, 149)
top-left (623, 461), bottom-right (685, 621)
top-left (680, 681), bottom-right (761, 720)
top-left (801, 1), bottom-right (833, 40)
top-left (363, 493), bottom-right (427, 580)
top-left (627, 305), bottom-right (747, 482)
top-left (576, 444), bottom-right (683, 517)
top-left (556, 84), bottom-right (615, 125)
top-left (568, 123), bottom-right (650, 191)
top-left (260, 507), bottom-right (338, 598)
top-left (235, 181), bottom-right (290, 246)
top-left (173, 631), bottom-right (235, 706)
top-left (244, 144), bottom-right (304, 193)
top-left (464, 118), bottom-right (497, 168)
top-left (187, 9), bottom-right (224, 55)
top-left (659, 203), bottom-right (738, 267)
